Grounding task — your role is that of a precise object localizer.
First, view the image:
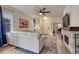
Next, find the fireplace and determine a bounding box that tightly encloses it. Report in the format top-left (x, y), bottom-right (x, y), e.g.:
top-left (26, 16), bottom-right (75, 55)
top-left (64, 35), bottom-right (69, 45)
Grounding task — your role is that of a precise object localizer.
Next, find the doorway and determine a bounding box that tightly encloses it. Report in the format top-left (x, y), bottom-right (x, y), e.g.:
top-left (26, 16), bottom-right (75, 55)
top-left (53, 23), bottom-right (62, 34)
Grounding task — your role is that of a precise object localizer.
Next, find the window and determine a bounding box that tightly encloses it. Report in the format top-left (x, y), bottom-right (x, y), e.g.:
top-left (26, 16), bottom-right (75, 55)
top-left (3, 13), bottom-right (13, 33)
top-left (4, 18), bottom-right (10, 32)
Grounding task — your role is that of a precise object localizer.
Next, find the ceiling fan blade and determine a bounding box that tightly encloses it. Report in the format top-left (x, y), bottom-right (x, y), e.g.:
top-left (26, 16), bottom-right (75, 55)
top-left (42, 13), bottom-right (46, 15)
top-left (34, 8), bottom-right (51, 16)
top-left (43, 11), bottom-right (51, 13)
top-left (34, 9), bottom-right (40, 12)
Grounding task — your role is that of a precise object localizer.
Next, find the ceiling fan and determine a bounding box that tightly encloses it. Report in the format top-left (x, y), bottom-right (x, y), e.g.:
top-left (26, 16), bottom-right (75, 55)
top-left (34, 8), bottom-right (51, 15)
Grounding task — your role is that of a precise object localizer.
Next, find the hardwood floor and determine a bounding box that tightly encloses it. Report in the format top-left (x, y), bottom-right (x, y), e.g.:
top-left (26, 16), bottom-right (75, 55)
top-left (56, 34), bottom-right (70, 54)
top-left (0, 44), bottom-right (13, 53)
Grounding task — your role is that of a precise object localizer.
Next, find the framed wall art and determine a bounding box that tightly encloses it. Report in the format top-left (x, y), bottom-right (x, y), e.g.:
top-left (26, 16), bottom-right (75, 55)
top-left (19, 18), bottom-right (28, 28)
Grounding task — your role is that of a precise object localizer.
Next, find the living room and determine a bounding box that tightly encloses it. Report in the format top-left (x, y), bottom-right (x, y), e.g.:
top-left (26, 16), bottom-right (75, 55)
top-left (0, 5), bottom-right (79, 54)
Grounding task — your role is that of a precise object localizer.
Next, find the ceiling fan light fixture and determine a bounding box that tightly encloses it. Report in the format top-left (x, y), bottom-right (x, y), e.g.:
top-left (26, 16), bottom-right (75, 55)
top-left (39, 13), bottom-right (42, 15)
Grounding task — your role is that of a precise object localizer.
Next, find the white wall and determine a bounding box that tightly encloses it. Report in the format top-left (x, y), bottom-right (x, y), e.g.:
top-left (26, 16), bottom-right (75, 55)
top-left (63, 5), bottom-right (79, 27)
top-left (53, 18), bottom-right (62, 24)
top-left (2, 6), bottom-right (32, 32)
top-left (13, 10), bottom-right (32, 31)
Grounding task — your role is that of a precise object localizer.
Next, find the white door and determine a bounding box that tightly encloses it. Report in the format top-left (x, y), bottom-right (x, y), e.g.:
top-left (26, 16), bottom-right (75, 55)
top-left (40, 18), bottom-right (51, 34)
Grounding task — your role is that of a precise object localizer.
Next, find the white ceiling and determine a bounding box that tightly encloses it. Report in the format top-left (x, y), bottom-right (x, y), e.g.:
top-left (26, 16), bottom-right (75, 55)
top-left (10, 5), bottom-right (65, 18)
